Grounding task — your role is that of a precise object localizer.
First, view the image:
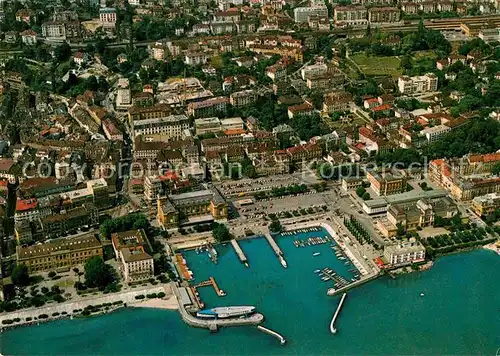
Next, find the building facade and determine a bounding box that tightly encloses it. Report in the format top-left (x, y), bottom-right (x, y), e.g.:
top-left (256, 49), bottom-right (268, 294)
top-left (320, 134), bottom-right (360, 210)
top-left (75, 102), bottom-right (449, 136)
top-left (132, 114), bottom-right (189, 140)
top-left (383, 239), bottom-right (425, 266)
top-left (16, 235), bottom-right (103, 272)
top-left (398, 74), bottom-right (438, 94)
top-left (334, 6), bottom-right (368, 26)
top-left (293, 6), bottom-right (328, 23)
top-left (111, 229), bottom-right (154, 283)
top-left (157, 187), bottom-right (228, 228)
top-left (367, 170), bottom-right (406, 196)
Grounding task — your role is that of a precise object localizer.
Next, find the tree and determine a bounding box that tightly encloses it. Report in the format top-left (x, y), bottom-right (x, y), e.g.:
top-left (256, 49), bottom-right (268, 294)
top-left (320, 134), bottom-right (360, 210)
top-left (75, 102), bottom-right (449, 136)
top-left (84, 256), bottom-right (113, 288)
top-left (11, 264), bottom-right (29, 286)
top-left (53, 42), bottom-right (71, 62)
top-left (356, 186), bottom-right (366, 197)
top-left (492, 163), bottom-right (500, 176)
top-left (362, 192), bottom-right (371, 200)
top-left (212, 222), bottom-right (231, 242)
top-left (269, 219), bottom-right (283, 234)
top-left (243, 164), bottom-right (257, 179)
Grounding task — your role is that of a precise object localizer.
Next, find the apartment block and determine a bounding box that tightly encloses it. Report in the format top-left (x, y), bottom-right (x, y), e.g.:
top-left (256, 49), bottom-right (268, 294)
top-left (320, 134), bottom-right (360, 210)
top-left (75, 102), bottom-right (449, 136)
top-left (333, 6), bottom-right (368, 27)
top-left (471, 193), bottom-right (500, 216)
top-left (368, 7), bottom-right (400, 23)
top-left (293, 6), bottom-right (328, 23)
top-left (132, 114), bottom-right (189, 140)
top-left (398, 74), bottom-right (438, 94)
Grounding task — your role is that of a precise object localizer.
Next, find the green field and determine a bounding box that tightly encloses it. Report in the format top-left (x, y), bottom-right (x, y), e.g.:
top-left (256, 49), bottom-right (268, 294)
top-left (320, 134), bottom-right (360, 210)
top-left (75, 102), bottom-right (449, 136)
top-left (349, 53), bottom-right (402, 77)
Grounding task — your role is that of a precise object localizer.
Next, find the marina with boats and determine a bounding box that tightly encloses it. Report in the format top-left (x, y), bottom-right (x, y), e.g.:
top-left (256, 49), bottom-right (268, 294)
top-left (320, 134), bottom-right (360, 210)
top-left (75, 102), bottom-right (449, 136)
top-left (171, 223), bottom-right (378, 343)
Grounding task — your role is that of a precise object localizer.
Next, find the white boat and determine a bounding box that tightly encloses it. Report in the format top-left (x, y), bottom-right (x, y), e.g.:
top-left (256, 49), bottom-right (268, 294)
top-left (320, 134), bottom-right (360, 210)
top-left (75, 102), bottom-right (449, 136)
top-left (313, 252), bottom-right (321, 257)
top-left (314, 269), bottom-right (321, 273)
top-left (327, 288), bottom-right (336, 296)
top-left (280, 256), bottom-right (288, 268)
top-left (420, 293), bottom-right (425, 297)
top-left (197, 306), bottom-right (256, 319)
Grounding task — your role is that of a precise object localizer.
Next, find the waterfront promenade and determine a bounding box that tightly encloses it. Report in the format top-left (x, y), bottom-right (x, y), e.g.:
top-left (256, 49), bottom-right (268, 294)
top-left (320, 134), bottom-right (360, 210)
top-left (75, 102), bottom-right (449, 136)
top-left (0, 284), bottom-right (171, 327)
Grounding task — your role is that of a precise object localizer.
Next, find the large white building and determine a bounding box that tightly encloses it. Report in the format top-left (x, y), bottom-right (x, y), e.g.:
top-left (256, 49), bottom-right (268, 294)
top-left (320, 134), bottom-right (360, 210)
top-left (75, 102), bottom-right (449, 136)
top-left (293, 6), bottom-right (328, 23)
top-left (300, 63), bottom-right (328, 80)
top-left (99, 7), bottom-right (117, 26)
top-left (112, 230), bottom-right (154, 283)
top-left (194, 117), bottom-right (222, 135)
top-left (421, 124), bottom-right (451, 143)
top-left (398, 74), bottom-right (438, 94)
top-left (184, 52), bottom-right (209, 65)
top-left (133, 114), bottom-right (189, 140)
top-left (384, 239), bottom-right (426, 266)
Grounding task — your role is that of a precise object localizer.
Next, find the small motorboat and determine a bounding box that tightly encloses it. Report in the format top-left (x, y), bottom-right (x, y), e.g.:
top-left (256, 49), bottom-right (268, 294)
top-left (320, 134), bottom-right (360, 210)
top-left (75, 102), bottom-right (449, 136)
top-left (313, 252), bottom-right (321, 257)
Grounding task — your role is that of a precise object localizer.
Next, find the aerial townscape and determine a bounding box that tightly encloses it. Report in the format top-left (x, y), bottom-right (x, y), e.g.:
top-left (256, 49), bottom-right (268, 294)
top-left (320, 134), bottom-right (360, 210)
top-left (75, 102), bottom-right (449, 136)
top-left (0, 0), bottom-right (498, 354)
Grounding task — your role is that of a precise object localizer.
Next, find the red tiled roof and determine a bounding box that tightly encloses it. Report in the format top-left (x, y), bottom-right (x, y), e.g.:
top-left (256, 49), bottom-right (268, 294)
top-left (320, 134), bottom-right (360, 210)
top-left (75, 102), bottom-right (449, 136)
top-left (468, 153), bottom-right (500, 163)
top-left (0, 159), bottom-right (14, 172)
top-left (371, 104), bottom-right (392, 112)
top-left (224, 128), bottom-right (247, 136)
top-left (159, 171), bottom-right (179, 181)
top-left (16, 199), bottom-right (37, 212)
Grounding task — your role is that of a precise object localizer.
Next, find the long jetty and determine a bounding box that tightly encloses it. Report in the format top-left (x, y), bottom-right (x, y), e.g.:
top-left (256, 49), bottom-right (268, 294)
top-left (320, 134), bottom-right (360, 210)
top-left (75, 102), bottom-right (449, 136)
top-left (257, 325), bottom-right (286, 345)
top-left (330, 293), bottom-right (347, 334)
top-left (231, 239), bottom-right (249, 267)
top-left (264, 232), bottom-right (287, 268)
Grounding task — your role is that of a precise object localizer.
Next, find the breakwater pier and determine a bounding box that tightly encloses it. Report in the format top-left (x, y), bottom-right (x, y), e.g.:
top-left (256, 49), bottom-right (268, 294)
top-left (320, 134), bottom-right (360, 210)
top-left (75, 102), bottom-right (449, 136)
top-left (257, 325), bottom-right (286, 345)
top-left (231, 239), bottom-right (249, 267)
top-left (172, 284), bottom-right (264, 332)
top-left (264, 232), bottom-right (287, 268)
top-left (330, 293), bottom-right (347, 334)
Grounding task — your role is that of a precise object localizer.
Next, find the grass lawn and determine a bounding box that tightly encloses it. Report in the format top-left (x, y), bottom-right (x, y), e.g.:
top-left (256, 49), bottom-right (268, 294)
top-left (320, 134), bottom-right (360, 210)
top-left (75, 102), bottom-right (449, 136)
top-left (322, 114), bottom-right (367, 131)
top-left (350, 53), bottom-right (402, 77)
top-left (412, 50), bottom-right (438, 61)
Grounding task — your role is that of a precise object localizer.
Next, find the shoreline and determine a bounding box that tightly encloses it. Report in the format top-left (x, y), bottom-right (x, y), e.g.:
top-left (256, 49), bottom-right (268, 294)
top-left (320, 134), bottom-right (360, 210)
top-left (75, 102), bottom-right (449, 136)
top-left (130, 295), bottom-right (178, 310)
top-left (483, 241), bottom-right (500, 254)
top-left (0, 284), bottom-right (173, 331)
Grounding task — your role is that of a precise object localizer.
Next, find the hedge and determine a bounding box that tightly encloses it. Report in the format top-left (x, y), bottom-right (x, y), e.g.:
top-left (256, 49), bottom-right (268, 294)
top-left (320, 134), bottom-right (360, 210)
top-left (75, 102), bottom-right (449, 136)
top-left (135, 295), bottom-right (145, 300)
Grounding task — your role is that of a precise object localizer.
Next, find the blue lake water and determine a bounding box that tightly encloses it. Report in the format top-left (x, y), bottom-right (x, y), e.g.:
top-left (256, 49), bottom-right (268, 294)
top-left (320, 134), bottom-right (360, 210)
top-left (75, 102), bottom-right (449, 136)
top-left (1, 228), bottom-right (499, 355)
